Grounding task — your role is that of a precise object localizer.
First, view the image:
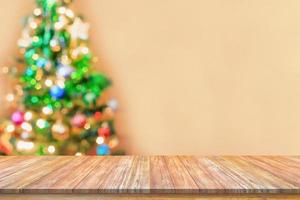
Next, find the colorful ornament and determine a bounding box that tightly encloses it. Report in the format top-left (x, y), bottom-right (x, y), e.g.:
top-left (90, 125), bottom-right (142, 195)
top-left (50, 85), bottom-right (65, 99)
top-left (94, 111), bottom-right (102, 121)
top-left (11, 111), bottom-right (25, 125)
top-left (52, 121), bottom-right (70, 141)
top-left (108, 137), bottom-right (119, 149)
top-left (71, 113), bottom-right (87, 128)
top-left (96, 144), bottom-right (110, 155)
top-left (98, 127), bottom-right (111, 138)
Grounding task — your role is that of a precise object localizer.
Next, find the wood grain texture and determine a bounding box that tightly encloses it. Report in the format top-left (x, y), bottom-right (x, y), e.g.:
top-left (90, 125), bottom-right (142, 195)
top-left (0, 194), bottom-right (300, 200)
top-left (0, 156), bottom-right (299, 195)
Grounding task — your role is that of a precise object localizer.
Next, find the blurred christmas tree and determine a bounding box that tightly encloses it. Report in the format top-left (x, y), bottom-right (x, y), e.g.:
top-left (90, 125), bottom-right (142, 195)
top-left (0, 0), bottom-right (123, 155)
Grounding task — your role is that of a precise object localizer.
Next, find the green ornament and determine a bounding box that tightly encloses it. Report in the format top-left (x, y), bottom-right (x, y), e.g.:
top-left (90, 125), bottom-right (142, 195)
top-left (35, 145), bottom-right (45, 155)
top-left (31, 96), bottom-right (40, 104)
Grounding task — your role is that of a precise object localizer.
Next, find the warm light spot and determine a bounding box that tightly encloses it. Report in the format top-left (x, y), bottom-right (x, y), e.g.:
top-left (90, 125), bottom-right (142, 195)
top-left (48, 145), bottom-right (56, 154)
top-left (96, 137), bottom-right (104, 145)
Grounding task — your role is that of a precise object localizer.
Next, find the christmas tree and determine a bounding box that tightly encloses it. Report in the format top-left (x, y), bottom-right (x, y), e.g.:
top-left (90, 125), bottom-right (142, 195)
top-left (0, 0), bottom-right (122, 155)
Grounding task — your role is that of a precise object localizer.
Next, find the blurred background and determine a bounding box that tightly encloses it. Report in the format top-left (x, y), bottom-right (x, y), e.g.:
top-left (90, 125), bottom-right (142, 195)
top-left (1, 0), bottom-right (300, 155)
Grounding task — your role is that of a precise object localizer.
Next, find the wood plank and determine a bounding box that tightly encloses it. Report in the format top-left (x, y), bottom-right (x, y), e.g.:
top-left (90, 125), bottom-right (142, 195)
top-left (75, 156), bottom-right (136, 193)
top-left (253, 156), bottom-right (300, 179)
top-left (99, 156), bottom-right (134, 193)
top-left (0, 156), bottom-right (299, 195)
top-left (179, 156), bottom-right (224, 192)
top-left (193, 157), bottom-right (245, 192)
top-left (163, 156), bottom-right (198, 193)
top-left (0, 156), bottom-right (17, 164)
top-left (219, 156), bottom-right (295, 191)
top-left (0, 157), bottom-right (42, 180)
top-left (150, 156), bottom-right (174, 193)
top-left (74, 156), bottom-right (121, 193)
top-left (208, 157), bottom-right (271, 192)
top-left (213, 156), bottom-right (297, 192)
top-left (1, 194), bottom-right (300, 200)
top-left (118, 156), bottom-right (150, 193)
top-left (0, 157), bottom-right (72, 193)
top-left (242, 156), bottom-right (300, 188)
top-left (23, 156), bottom-right (104, 193)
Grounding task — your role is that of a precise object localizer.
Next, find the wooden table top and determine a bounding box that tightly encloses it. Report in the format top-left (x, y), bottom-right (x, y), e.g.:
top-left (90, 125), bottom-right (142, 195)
top-left (0, 156), bottom-right (299, 194)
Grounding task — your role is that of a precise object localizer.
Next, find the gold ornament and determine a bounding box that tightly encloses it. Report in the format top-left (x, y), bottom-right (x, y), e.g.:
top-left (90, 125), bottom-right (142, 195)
top-left (71, 126), bottom-right (82, 135)
top-left (51, 121), bottom-right (70, 141)
top-left (109, 137), bottom-right (119, 149)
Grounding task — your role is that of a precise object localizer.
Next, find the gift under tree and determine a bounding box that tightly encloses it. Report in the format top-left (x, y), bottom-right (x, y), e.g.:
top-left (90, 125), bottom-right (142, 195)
top-left (0, 0), bottom-right (122, 155)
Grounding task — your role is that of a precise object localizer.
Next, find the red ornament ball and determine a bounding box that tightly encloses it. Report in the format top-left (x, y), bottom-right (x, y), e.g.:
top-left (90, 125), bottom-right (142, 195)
top-left (98, 127), bottom-right (111, 137)
top-left (94, 112), bottom-right (102, 121)
top-left (11, 111), bottom-right (25, 125)
top-left (71, 114), bottom-right (87, 128)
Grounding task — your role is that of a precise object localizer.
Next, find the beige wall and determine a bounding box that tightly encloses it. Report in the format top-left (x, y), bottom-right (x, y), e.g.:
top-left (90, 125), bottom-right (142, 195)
top-left (1, 0), bottom-right (300, 155)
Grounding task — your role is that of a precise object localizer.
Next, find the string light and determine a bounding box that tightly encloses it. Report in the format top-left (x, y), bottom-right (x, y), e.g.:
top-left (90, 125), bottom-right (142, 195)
top-left (33, 8), bottom-right (42, 16)
top-left (81, 47), bottom-right (89, 54)
top-left (66, 9), bottom-right (74, 18)
top-left (45, 79), bottom-right (53, 87)
top-left (54, 22), bottom-right (64, 30)
top-left (24, 111), bottom-right (33, 121)
top-left (5, 124), bottom-right (15, 133)
top-left (48, 145), bottom-right (56, 154)
top-left (20, 132), bottom-right (30, 139)
top-left (96, 136), bottom-right (104, 145)
top-left (6, 93), bottom-right (15, 102)
top-left (56, 79), bottom-right (65, 88)
top-left (32, 53), bottom-right (39, 60)
top-left (16, 140), bottom-right (34, 151)
top-left (32, 36), bottom-right (39, 43)
top-left (84, 123), bottom-right (91, 130)
top-left (21, 122), bottom-right (32, 132)
top-left (29, 21), bottom-right (38, 29)
top-left (42, 106), bottom-right (53, 115)
top-left (36, 119), bottom-right (47, 129)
